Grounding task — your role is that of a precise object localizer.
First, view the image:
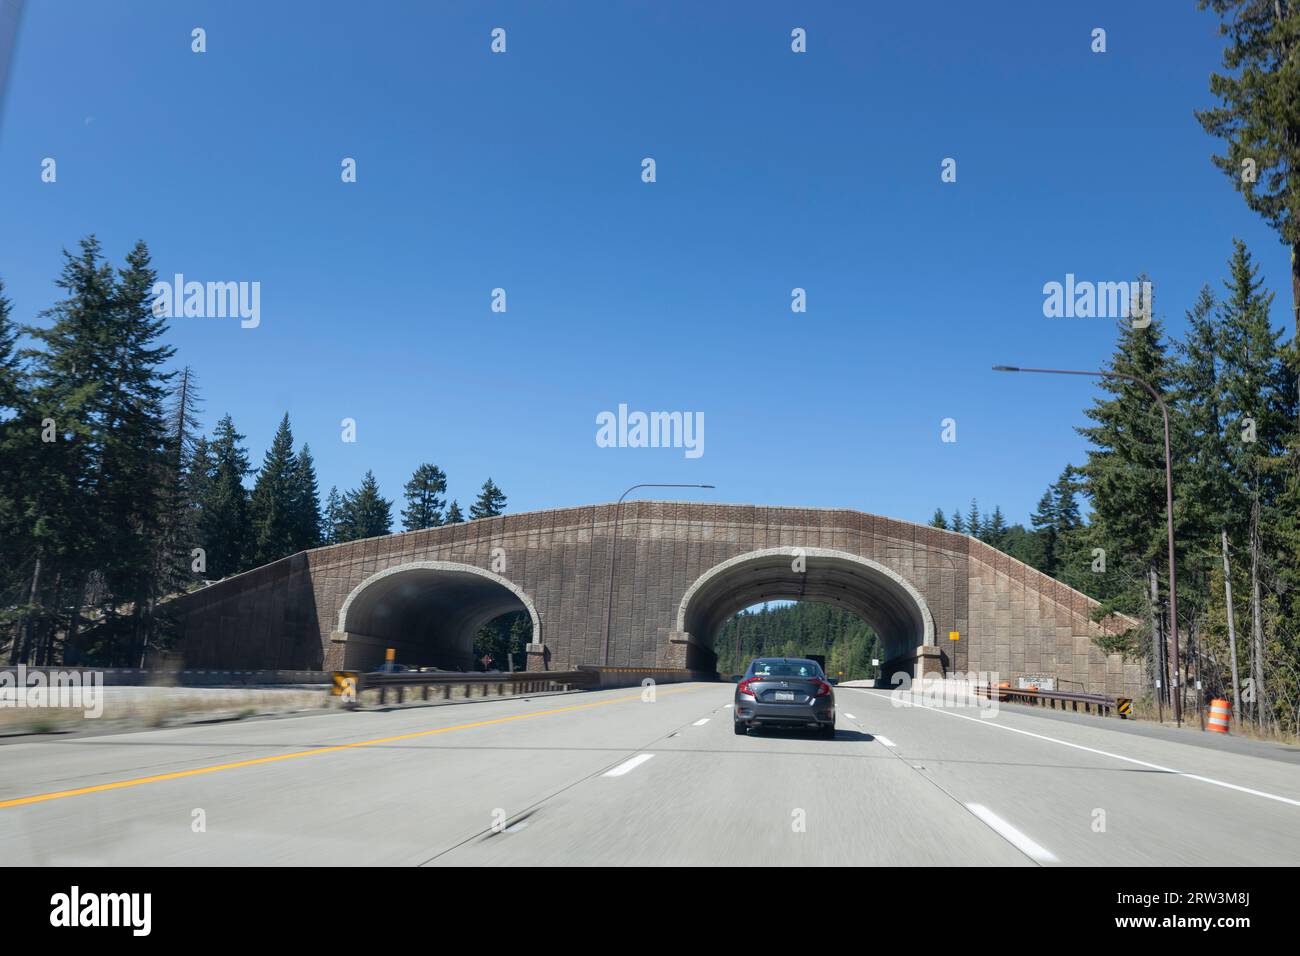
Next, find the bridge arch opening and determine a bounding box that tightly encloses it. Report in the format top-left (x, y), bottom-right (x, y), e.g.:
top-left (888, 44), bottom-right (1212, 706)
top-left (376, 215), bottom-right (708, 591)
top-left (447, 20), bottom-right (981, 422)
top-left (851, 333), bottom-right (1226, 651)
top-left (336, 561), bottom-right (541, 671)
top-left (676, 548), bottom-right (934, 675)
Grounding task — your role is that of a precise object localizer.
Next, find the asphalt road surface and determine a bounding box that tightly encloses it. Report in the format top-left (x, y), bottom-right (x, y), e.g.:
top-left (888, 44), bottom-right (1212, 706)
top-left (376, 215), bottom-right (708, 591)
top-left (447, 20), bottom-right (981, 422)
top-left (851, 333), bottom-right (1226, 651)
top-left (2, 682), bottom-right (1298, 865)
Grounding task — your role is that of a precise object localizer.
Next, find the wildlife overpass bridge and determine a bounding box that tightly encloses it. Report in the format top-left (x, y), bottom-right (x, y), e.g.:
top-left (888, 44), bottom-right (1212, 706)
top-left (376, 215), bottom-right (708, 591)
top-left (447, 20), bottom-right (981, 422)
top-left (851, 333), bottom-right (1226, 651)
top-left (171, 501), bottom-right (1142, 697)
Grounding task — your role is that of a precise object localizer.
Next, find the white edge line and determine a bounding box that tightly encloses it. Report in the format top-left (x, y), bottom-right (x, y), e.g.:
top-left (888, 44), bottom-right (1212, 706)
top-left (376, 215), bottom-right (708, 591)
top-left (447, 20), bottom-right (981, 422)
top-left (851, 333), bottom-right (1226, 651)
top-left (875, 734), bottom-right (896, 748)
top-left (856, 689), bottom-right (1300, 809)
top-left (603, 754), bottom-right (655, 777)
top-left (966, 803), bottom-right (1058, 863)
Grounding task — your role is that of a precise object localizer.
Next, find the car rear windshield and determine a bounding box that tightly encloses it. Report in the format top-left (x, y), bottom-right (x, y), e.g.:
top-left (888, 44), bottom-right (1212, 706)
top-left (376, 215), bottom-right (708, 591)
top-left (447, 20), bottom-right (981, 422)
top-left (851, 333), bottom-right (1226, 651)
top-left (748, 660), bottom-right (823, 678)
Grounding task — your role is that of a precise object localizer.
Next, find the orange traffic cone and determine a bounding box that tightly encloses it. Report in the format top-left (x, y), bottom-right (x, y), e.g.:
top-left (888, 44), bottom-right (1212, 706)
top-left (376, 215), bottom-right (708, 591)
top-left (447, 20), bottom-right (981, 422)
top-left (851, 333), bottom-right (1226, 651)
top-left (1207, 698), bottom-right (1232, 734)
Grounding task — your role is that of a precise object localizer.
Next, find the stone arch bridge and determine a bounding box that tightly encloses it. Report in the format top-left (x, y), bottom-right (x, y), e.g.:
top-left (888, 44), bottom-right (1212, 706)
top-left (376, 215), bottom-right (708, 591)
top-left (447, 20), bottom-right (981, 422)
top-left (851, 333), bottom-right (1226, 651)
top-left (171, 501), bottom-right (1143, 697)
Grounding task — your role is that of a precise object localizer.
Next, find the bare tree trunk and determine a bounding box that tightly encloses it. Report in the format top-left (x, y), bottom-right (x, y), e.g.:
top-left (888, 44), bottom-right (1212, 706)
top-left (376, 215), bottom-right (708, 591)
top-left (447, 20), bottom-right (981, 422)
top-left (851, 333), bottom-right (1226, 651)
top-left (1221, 530), bottom-right (1242, 727)
top-left (1249, 495), bottom-right (1270, 728)
top-left (1149, 569), bottom-right (1164, 721)
top-left (14, 556), bottom-right (42, 665)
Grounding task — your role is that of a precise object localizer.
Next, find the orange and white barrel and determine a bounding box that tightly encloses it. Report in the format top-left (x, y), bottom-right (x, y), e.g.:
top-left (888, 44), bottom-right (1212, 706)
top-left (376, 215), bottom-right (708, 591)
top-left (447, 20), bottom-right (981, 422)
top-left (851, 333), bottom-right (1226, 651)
top-left (1207, 698), bottom-right (1232, 734)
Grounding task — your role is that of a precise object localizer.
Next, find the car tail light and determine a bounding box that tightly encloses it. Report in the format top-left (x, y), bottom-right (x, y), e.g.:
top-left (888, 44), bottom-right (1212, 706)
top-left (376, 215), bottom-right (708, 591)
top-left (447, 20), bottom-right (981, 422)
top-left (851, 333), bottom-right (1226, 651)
top-left (738, 677), bottom-right (760, 696)
top-left (814, 681), bottom-right (832, 697)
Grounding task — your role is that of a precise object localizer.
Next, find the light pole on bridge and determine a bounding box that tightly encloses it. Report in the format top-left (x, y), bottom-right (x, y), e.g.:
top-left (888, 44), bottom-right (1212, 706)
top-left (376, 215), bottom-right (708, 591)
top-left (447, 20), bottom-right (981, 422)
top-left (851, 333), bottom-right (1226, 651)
top-left (992, 365), bottom-right (1182, 726)
top-left (601, 483), bottom-right (716, 666)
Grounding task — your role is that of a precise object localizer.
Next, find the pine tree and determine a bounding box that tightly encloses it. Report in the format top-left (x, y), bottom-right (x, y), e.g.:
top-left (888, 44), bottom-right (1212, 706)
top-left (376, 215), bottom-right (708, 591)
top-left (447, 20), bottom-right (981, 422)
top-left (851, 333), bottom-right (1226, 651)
top-left (929, 508), bottom-right (948, 530)
top-left (445, 500), bottom-right (465, 524)
top-left (293, 444), bottom-right (323, 551)
top-left (1030, 488), bottom-right (1059, 576)
top-left (1216, 240), bottom-right (1294, 725)
top-left (949, 510), bottom-right (965, 534)
top-left (401, 463), bottom-right (447, 531)
top-left (323, 486), bottom-right (344, 544)
top-left (1075, 279), bottom-right (1178, 656)
top-left (337, 470), bottom-right (392, 541)
top-left (985, 506), bottom-right (1009, 547)
top-left (200, 414), bottom-right (252, 579)
top-left (965, 499), bottom-right (982, 540)
top-left (1196, 0), bottom-right (1300, 403)
top-left (469, 478), bottom-right (507, 519)
top-left (248, 414), bottom-right (300, 566)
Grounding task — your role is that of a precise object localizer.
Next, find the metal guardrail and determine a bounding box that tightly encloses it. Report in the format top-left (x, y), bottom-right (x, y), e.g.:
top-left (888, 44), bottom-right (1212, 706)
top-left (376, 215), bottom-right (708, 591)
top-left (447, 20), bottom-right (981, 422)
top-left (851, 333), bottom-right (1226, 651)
top-left (975, 683), bottom-right (1131, 719)
top-left (340, 669), bottom-right (596, 706)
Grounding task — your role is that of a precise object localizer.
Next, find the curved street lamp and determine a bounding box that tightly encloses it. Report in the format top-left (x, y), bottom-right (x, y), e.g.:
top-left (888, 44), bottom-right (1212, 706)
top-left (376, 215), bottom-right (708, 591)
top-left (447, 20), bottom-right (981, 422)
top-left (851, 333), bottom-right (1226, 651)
top-left (992, 365), bottom-right (1181, 725)
top-left (601, 483), bottom-right (715, 665)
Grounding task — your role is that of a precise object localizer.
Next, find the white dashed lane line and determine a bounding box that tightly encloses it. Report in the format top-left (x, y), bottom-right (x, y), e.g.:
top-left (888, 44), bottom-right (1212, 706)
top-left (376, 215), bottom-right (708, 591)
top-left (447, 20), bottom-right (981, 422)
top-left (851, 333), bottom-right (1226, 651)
top-left (875, 735), bottom-right (897, 748)
top-left (843, 713), bottom-right (857, 720)
top-left (603, 754), bottom-right (655, 777)
top-left (692, 718), bottom-right (709, 726)
top-left (965, 803), bottom-right (1058, 863)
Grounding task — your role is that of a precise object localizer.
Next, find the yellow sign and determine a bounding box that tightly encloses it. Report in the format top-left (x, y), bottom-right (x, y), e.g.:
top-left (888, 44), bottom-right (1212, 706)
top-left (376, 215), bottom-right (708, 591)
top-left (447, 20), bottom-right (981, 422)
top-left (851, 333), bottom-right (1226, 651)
top-left (332, 671), bottom-right (358, 702)
top-left (949, 630), bottom-right (960, 641)
top-left (385, 648), bottom-right (396, 662)
top-left (1117, 697), bottom-right (1132, 717)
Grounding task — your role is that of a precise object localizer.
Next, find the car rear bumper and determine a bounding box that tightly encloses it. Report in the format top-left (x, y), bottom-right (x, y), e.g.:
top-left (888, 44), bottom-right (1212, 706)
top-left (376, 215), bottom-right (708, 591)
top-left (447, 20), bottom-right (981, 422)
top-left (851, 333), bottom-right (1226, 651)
top-left (734, 699), bottom-right (834, 726)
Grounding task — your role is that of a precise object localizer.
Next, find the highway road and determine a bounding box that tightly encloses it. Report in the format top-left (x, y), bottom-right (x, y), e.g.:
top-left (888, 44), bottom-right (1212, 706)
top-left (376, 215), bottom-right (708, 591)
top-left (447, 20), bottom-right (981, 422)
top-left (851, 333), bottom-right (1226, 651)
top-left (2, 682), bottom-right (1298, 865)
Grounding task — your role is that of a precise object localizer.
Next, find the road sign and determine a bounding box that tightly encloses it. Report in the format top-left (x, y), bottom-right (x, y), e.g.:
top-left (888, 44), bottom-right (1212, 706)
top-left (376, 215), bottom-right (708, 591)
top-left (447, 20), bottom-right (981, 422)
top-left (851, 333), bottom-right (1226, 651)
top-left (1117, 697), bottom-right (1133, 718)
top-left (949, 630), bottom-right (960, 641)
top-left (332, 671), bottom-right (358, 703)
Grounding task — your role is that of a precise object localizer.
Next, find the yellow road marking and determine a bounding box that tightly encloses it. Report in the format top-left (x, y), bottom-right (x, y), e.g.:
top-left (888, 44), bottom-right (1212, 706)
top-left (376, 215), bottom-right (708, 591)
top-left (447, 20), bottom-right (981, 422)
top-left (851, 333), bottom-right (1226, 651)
top-left (0, 684), bottom-right (704, 810)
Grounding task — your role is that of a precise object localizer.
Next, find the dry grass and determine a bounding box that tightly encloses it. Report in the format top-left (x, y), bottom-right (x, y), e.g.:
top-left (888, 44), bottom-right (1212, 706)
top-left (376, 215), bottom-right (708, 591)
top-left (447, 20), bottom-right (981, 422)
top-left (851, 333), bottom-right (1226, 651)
top-left (0, 687), bottom-right (332, 736)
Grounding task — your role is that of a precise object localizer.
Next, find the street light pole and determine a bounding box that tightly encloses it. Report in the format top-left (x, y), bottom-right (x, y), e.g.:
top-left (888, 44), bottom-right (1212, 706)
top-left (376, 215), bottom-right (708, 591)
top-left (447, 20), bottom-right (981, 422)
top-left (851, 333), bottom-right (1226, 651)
top-left (993, 365), bottom-right (1182, 725)
top-left (601, 483), bottom-right (715, 666)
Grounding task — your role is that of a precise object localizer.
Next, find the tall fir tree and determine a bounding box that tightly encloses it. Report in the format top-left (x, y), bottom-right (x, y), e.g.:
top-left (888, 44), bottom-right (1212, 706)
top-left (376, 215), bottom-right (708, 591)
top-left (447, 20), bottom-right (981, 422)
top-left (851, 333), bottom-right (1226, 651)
top-left (337, 470), bottom-right (392, 541)
top-left (1075, 279), bottom-right (1179, 660)
top-left (322, 486), bottom-right (344, 544)
top-left (248, 414), bottom-right (300, 566)
top-left (293, 444), bottom-right (323, 551)
top-left (401, 463), bottom-right (447, 531)
top-left (469, 478), bottom-right (507, 519)
top-left (444, 500), bottom-right (465, 524)
top-left (200, 414), bottom-right (252, 579)
top-left (1196, 0), bottom-right (1300, 405)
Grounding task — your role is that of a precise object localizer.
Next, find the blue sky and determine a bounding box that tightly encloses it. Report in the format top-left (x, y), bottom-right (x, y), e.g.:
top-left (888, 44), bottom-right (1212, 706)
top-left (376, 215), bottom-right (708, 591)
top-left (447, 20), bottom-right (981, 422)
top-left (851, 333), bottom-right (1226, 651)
top-left (0, 1), bottom-right (1290, 526)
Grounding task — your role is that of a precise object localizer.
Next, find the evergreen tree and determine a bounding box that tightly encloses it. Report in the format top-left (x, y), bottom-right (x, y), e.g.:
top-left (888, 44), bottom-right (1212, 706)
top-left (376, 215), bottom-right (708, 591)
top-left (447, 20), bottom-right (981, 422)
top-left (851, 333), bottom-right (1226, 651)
top-left (965, 499), bottom-right (982, 540)
top-left (248, 414), bottom-right (300, 566)
top-left (293, 444), bottom-right (323, 551)
top-left (200, 414), bottom-right (252, 579)
top-left (469, 478), bottom-right (507, 520)
top-left (949, 510), bottom-right (965, 534)
top-left (19, 238), bottom-right (174, 665)
top-left (401, 463), bottom-right (447, 531)
top-left (337, 470), bottom-right (392, 541)
top-left (323, 486), bottom-right (344, 544)
top-left (929, 508), bottom-right (948, 530)
top-left (1216, 240), bottom-right (1295, 724)
top-left (1029, 488), bottom-right (1059, 576)
top-left (985, 506), bottom-right (1009, 547)
top-left (445, 500), bottom-right (465, 524)
top-left (1197, 0), bottom-right (1300, 396)
top-left (1075, 279), bottom-right (1178, 652)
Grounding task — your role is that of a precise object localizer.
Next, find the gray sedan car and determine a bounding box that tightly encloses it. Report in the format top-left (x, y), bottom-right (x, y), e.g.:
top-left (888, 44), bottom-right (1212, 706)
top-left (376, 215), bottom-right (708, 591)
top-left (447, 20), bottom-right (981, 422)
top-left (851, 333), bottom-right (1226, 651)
top-left (734, 657), bottom-right (835, 737)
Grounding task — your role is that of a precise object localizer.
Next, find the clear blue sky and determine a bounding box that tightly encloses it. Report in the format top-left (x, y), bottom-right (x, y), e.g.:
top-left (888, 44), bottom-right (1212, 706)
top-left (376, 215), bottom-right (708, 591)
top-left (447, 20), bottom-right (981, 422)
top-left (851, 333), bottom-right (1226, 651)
top-left (1, 1), bottom-right (1290, 526)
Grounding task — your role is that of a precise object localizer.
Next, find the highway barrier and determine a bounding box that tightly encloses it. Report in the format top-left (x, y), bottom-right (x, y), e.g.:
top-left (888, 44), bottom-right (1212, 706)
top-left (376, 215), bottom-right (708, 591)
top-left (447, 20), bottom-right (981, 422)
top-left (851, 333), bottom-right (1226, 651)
top-left (1207, 697), bottom-right (1232, 733)
top-left (332, 666), bottom-right (700, 707)
top-left (976, 683), bottom-right (1129, 719)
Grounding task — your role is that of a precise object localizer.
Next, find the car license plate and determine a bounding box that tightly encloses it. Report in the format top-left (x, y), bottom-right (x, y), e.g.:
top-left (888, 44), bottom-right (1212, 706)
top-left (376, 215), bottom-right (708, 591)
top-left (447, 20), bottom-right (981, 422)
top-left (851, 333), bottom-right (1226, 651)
top-left (774, 691), bottom-right (795, 701)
